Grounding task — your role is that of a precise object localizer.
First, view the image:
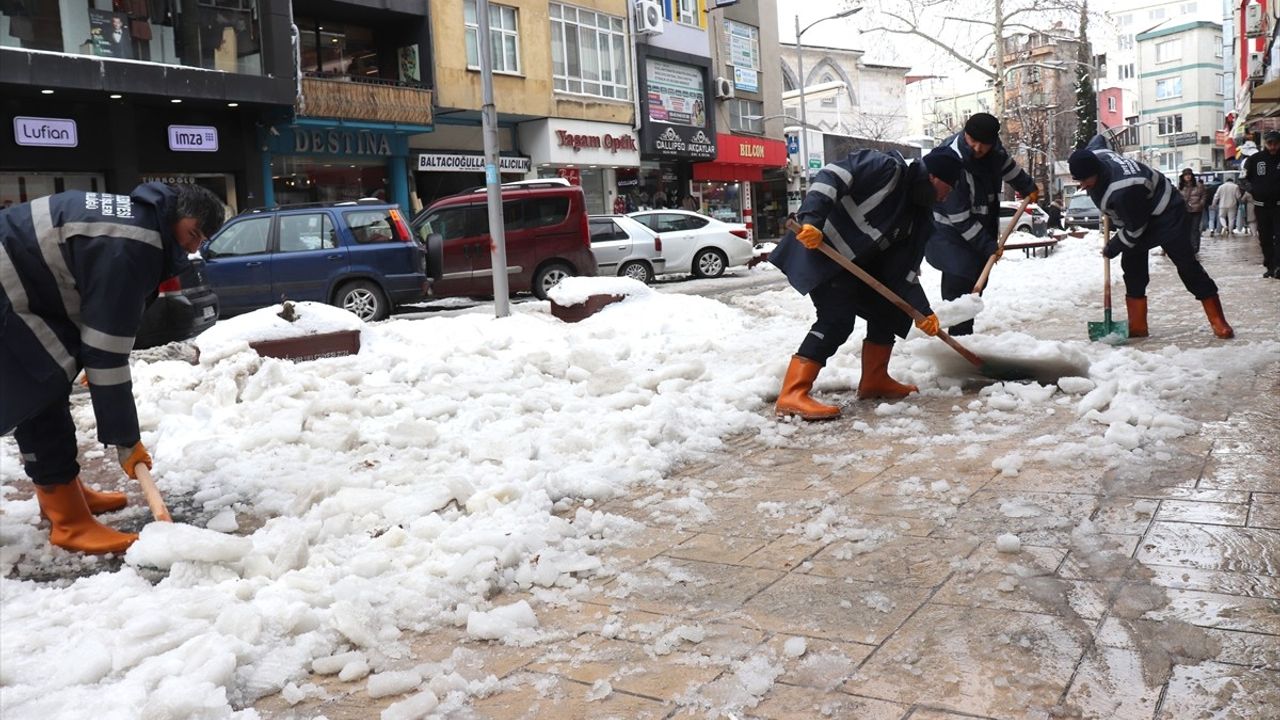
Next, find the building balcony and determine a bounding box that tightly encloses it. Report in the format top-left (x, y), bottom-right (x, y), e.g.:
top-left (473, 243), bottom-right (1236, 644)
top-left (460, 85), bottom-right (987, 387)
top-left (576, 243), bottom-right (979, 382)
top-left (299, 74), bottom-right (433, 127)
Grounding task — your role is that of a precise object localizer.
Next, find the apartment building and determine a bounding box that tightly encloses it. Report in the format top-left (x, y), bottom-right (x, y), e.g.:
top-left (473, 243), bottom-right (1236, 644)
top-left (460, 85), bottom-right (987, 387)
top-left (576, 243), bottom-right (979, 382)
top-left (1136, 16), bottom-right (1229, 171)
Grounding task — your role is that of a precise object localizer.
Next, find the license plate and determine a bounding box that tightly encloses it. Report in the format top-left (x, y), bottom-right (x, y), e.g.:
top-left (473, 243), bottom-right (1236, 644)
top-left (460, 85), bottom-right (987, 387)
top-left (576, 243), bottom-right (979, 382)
top-left (202, 306), bottom-right (216, 319)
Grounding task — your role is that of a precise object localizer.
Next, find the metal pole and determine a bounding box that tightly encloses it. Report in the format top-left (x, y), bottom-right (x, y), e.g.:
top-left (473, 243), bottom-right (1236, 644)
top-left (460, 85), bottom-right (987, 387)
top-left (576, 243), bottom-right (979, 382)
top-left (796, 15), bottom-right (809, 191)
top-left (477, 0), bottom-right (510, 317)
top-left (1047, 108), bottom-right (1055, 205)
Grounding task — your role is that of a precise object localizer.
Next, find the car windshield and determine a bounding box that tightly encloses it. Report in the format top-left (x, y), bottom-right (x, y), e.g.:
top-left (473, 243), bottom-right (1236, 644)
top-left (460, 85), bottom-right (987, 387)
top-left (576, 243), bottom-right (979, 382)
top-left (1068, 195), bottom-right (1097, 210)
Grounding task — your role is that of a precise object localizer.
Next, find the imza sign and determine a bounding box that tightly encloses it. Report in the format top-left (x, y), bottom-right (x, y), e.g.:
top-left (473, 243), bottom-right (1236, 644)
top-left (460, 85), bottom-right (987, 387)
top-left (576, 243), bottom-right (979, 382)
top-left (168, 125), bottom-right (219, 152)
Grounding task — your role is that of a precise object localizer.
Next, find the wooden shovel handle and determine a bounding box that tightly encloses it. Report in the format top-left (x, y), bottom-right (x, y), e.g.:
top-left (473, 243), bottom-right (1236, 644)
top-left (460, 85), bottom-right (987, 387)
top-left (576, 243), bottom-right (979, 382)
top-left (135, 464), bottom-right (173, 523)
top-left (785, 220), bottom-right (984, 369)
top-left (1101, 216), bottom-right (1112, 311)
top-left (972, 194), bottom-right (1033, 294)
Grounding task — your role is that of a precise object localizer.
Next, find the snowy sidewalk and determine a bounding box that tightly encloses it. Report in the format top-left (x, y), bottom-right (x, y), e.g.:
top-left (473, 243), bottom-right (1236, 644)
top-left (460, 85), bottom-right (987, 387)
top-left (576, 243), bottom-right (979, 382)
top-left (250, 238), bottom-right (1279, 718)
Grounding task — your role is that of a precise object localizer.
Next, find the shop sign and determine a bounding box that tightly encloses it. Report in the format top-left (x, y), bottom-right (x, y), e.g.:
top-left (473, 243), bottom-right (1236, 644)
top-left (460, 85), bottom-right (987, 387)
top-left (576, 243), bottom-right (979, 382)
top-left (294, 129), bottom-right (394, 156)
top-left (14, 116), bottom-right (78, 148)
top-left (785, 134), bottom-right (799, 155)
top-left (733, 66), bottom-right (759, 94)
top-left (557, 168), bottom-right (581, 185)
top-left (555, 130), bottom-right (638, 154)
top-left (646, 59), bottom-right (707, 127)
top-left (650, 127), bottom-right (716, 159)
top-left (168, 125), bottom-right (219, 152)
top-left (417, 153), bottom-right (530, 173)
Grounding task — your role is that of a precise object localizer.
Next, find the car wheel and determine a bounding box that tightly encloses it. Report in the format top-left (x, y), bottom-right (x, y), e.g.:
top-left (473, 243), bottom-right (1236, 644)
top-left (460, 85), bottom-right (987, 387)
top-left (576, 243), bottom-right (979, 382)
top-left (692, 248), bottom-right (727, 278)
top-left (618, 260), bottom-right (654, 284)
top-left (532, 262), bottom-right (574, 300)
top-left (335, 280), bottom-right (388, 321)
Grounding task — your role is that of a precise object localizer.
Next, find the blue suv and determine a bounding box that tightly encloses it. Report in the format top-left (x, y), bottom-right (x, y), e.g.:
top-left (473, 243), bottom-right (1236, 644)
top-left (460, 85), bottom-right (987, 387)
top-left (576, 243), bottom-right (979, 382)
top-left (201, 201), bottom-right (429, 321)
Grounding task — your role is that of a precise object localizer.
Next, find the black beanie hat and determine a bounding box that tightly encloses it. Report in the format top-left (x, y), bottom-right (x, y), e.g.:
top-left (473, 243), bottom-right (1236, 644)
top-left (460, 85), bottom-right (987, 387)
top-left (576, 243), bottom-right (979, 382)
top-left (1264, 130), bottom-right (1280, 143)
top-left (1068, 148), bottom-right (1102, 180)
top-left (922, 149), bottom-right (964, 186)
top-left (964, 113), bottom-right (1001, 144)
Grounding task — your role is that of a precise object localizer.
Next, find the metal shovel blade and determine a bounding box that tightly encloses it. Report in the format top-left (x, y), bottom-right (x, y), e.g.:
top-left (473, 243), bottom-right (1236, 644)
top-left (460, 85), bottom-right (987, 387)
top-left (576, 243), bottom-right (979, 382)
top-left (1088, 310), bottom-right (1129, 343)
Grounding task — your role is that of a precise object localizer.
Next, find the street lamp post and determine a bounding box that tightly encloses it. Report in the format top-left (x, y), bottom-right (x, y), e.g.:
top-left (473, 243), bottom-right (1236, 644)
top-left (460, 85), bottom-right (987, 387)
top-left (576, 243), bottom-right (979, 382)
top-left (795, 7), bottom-right (861, 190)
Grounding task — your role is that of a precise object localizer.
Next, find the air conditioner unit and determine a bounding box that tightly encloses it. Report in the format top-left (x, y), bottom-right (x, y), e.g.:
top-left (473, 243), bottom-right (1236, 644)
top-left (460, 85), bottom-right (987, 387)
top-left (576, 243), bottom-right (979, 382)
top-left (1245, 3), bottom-right (1268, 38)
top-left (633, 0), bottom-right (664, 35)
top-left (1249, 51), bottom-right (1266, 80)
top-left (714, 76), bottom-right (735, 100)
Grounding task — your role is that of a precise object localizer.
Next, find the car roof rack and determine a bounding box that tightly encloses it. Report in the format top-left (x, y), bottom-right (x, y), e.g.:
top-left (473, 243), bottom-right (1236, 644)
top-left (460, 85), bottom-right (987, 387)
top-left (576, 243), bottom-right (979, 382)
top-left (458, 179), bottom-right (574, 194)
top-left (240, 198), bottom-right (391, 214)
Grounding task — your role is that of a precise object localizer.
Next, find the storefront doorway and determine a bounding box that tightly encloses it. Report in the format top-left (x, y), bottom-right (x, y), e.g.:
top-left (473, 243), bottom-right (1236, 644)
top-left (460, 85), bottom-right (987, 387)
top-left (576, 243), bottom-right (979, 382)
top-left (0, 171), bottom-right (105, 207)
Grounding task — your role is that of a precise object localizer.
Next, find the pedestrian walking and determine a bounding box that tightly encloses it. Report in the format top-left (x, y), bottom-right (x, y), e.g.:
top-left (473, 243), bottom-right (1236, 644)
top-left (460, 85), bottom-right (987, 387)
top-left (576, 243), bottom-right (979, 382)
top-left (925, 112), bottom-right (1038, 336)
top-left (1216, 178), bottom-right (1242, 235)
top-left (1177, 168), bottom-right (1206, 253)
top-left (769, 148), bottom-right (963, 419)
top-left (1069, 138), bottom-right (1234, 339)
top-left (1202, 180), bottom-right (1221, 234)
top-left (1240, 190), bottom-right (1255, 235)
top-left (1243, 130), bottom-right (1280, 277)
top-left (0, 182), bottom-right (226, 554)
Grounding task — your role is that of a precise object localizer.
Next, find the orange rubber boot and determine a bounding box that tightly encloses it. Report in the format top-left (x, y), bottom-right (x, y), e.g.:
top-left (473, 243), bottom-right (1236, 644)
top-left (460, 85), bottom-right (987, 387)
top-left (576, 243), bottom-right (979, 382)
top-left (1125, 296), bottom-right (1149, 337)
top-left (34, 481), bottom-right (137, 554)
top-left (856, 341), bottom-right (918, 400)
top-left (1201, 296), bottom-right (1234, 339)
top-left (40, 478), bottom-right (127, 520)
top-left (775, 355), bottom-right (841, 421)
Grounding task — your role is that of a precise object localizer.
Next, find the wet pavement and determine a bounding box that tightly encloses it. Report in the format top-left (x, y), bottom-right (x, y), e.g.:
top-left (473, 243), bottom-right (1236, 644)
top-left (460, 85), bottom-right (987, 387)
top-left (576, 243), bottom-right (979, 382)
top-left (10, 234), bottom-right (1278, 719)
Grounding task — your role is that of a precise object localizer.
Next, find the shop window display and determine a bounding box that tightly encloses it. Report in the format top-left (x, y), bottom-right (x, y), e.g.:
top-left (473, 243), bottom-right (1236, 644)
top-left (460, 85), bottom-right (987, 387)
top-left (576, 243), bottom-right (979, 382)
top-left (0, 0), bottom-right (263, 74)
top-left (272, 157), bottom-right (389, 206)
top-left (696, 181), bottom-right (741, 223)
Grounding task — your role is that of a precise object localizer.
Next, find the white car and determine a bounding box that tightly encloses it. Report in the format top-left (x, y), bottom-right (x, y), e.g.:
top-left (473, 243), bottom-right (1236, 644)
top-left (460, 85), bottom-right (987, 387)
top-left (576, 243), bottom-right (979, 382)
top-left (998, 201), bottom-right (1049, 237)
top-left (626, 210), bottom-right (754, 278)
top-left (588, 215), bottom-right (665, 284)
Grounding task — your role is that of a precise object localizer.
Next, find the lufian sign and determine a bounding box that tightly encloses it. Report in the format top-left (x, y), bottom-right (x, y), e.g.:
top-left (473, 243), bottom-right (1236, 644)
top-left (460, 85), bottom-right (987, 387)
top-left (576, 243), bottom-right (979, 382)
top-left (14, 116), bottom-right (78, 148)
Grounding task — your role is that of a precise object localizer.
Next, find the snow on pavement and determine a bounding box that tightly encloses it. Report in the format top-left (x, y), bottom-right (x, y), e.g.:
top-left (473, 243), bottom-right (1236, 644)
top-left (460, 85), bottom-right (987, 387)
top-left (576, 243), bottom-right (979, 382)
top-left (1, 231), bottom-right (1277, 718)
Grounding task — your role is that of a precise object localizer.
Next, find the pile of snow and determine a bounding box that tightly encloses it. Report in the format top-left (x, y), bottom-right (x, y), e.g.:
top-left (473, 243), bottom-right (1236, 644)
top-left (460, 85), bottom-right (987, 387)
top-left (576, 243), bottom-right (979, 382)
top-left (0, 227), bottom-right (1277, 717)
top-left (546, 276), bottom-right (652, 306)
top-left (194, 301), bottom-right (364, 361)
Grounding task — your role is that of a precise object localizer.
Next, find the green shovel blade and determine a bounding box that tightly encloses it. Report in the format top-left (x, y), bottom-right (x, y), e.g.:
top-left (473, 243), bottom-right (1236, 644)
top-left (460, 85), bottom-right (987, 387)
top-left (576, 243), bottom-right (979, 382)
top-left (1088, 309), bottom-right (1129, 342)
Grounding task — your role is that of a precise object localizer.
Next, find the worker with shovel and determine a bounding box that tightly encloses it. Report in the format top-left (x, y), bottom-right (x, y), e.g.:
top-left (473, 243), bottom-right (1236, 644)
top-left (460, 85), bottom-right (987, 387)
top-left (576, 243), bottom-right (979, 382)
top-left (770, 148), bottom-right (963, 420)
top-left (0, 182), bottom-right (225, 553)
top-left (926, 113), bottom-right (1039, 336)
top-left (1069, 136), bottom-right (1234, 339)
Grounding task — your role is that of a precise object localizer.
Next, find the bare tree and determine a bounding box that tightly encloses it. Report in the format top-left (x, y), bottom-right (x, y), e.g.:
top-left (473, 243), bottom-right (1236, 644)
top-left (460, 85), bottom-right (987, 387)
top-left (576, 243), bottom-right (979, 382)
top-left (860, 0), bottom-right (1090, 116)
top-left (844, 107), bottom-right (909, 141)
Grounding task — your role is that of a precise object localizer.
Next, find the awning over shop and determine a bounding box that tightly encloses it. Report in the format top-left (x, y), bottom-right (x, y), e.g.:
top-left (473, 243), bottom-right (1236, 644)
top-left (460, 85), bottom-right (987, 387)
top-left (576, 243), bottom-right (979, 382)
top-left (1245, 77), bottom-right (1280, 121)
top-left (692, 134), bottom-right (787, 182)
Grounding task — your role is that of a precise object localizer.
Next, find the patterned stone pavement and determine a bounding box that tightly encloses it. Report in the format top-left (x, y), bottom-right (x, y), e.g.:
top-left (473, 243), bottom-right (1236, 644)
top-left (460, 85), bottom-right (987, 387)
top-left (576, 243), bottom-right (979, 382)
top-left (248, 233), bottom-right (1279, 720)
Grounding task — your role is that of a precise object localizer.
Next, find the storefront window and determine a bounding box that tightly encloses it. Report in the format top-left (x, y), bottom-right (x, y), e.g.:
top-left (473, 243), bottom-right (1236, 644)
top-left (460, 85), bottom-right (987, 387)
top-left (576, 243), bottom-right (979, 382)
top-left (695, 181), bottom-right (741, 223)
top-left (537, 167), bottom-right (607, 214)
top-left (297, 18), bottom-right (379, 79)
top-left (1, 171), bottom-right (105, 206)
top-left (272, 156), bottom-right (389, 206)
top-left (1, 0), bottom-right (264, 75)
top-left (629, 164), bottom-right (686, 212)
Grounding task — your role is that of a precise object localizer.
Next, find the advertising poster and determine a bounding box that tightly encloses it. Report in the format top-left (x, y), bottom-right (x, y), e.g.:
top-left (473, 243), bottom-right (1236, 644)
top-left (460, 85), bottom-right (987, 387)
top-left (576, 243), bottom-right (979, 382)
top-left (646, 59), bottom-right (706, 128)
top-left (88, 9), bottom-right (132, 59)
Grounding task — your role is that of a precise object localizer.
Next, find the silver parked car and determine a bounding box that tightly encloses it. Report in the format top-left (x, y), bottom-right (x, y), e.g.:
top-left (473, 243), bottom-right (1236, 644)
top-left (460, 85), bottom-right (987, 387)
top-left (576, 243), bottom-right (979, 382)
top-left (588, 215), bottom-right (666, 284)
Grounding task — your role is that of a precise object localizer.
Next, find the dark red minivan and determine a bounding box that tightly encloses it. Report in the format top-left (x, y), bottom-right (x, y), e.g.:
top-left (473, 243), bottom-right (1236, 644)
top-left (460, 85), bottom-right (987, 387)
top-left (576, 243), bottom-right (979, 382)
top-left (413, 180), bottom-right (597, 300)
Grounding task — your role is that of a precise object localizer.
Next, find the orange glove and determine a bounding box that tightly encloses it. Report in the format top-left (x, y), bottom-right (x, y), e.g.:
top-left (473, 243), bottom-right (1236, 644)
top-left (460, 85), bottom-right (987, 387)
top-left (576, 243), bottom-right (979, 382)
top-left (1026, 189), bottom-right (1039, 204)
top-left (914, 313), bottom-right (941, 336)
top-left (117, 442), bottom-right (152, 479)
top-left (796, 223), bottom-right (823, 249)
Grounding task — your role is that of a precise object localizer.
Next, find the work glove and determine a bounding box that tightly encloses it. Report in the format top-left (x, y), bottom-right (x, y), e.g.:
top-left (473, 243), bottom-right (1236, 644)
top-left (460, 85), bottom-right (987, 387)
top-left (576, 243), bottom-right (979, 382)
top-left (1026, 187), bottom-right (1040, 204)
top-left (914, 313), bottom-right (941, 336)
top-left (1102, 233), bottom-right (1128, 259)
top-left (796, 223), bottom-right (824, 249)
top-left (117, 442), bottom-right (152, 480)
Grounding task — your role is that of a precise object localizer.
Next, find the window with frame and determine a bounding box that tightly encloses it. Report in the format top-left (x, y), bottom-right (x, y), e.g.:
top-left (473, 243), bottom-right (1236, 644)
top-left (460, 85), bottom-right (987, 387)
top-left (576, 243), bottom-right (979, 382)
top-left (465, 0), bottom-right (520, 74)
top-left (1157, 114), bottom-right (1183, 136)
top-left (1119, 63), bottom-right (1135, 80)
top-left (1107, 96), bottom-right (1117, 112)
top-left (1155, 77), bottom-right (1182, 99)
top-left (208, 217), bottom-right (271, 257)
top-left (1214, 36), bottom-right (1223, 58)
top-left (278, 214), bottom-right (337, 253)
top-left (1217, 73), bottom-right (1225, 95)
top-left (550, 4), bottom-right (629, 100)
top-left (1118, 34), bottom-right (1134, 50)
top-left (729, 98), bottom-right (764, 133)
top-left (820, 73), bottom-right (836, 106)
top-left (676, 0), bottom-right (698, 26)
top-left (1155, 39), bottom-right (1180, 63)
top-left (1149, 7), bottom-right (1166, 20)
top-left (1026, 66), bottom-right (1041, 83)
top-left (345, 210), bottom-right (399, 244)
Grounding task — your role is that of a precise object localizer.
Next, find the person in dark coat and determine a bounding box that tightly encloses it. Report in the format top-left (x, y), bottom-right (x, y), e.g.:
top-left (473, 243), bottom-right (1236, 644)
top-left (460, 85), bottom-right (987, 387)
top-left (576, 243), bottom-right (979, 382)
top-left (1176, 168), bottom-right (1207, 253)
top-left (768, 148), bottom-right (963, 420)
top-left (1243, 130), bottom-right (1280, 277)
top-left (1069, 136), bottom-right (1233, 339)
top-left (0, 182), bottom-right (225, 553)
top-left (1046, 200), bottom-right (1063, 230)
top-left (925, 113), bottom-right (1038, 336)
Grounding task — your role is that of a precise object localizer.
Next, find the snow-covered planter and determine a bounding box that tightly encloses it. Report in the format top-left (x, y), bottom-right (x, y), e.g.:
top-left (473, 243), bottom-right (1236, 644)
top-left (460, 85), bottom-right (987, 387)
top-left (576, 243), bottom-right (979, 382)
top-left (195, 301), bottom-right (365, 362)
top-left (546, 276), bottom-right (651, 323)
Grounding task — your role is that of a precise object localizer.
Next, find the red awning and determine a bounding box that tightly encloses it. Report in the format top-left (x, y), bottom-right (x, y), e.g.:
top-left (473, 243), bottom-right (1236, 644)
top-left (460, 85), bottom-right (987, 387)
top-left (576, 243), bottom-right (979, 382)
top-left (693, 134), bottom-right (788, 182)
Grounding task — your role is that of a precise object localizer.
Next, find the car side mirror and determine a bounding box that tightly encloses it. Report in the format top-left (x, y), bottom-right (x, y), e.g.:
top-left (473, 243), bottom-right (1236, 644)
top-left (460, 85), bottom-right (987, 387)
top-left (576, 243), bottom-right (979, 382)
top-left (426, 232), bottom-right (444, 282)
top-left (201, 240), bottom-right (216, 259)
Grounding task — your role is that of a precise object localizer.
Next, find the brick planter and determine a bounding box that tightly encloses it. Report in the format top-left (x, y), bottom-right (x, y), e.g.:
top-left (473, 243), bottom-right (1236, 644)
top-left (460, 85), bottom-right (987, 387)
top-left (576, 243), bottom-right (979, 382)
top-left (550, 294), bottom-right (626, 323)
top-left (249, 330), bottom-right (361, 361)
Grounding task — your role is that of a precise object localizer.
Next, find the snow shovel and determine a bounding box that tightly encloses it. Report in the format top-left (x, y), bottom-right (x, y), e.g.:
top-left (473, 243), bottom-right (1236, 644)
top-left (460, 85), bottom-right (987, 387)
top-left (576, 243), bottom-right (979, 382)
top-left (1088, 217), bottom-right (1128, 343)
top-left (972, 194), bottom-right (1032, 294)
top-left (135, 465), bottom-right (173, 523)
top-left (785, 220), bottom-right (1055, 382)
